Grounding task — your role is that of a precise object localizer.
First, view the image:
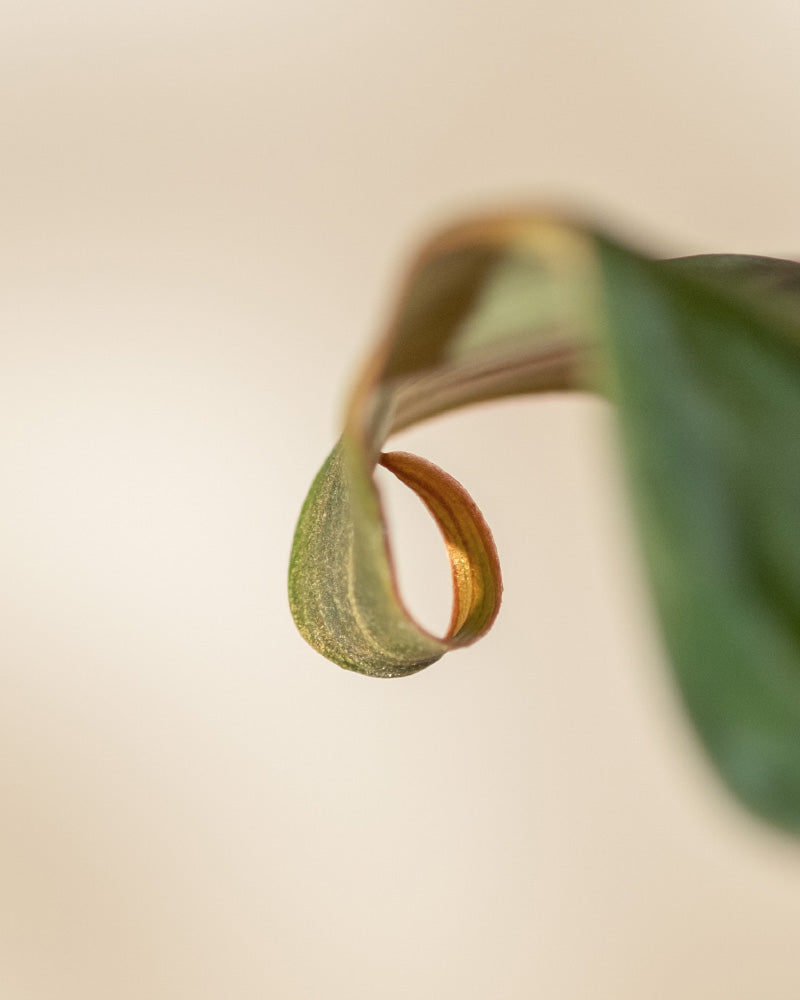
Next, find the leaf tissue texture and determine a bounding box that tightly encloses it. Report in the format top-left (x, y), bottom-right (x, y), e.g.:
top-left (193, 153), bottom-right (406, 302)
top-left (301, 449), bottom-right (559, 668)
top-left (288, 211), bottom-right (800, 832)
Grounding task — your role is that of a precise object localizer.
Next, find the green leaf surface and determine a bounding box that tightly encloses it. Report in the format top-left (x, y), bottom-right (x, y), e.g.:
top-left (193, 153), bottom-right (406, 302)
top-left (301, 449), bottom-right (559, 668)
top-left (288, 211), bottom-right (800, 831)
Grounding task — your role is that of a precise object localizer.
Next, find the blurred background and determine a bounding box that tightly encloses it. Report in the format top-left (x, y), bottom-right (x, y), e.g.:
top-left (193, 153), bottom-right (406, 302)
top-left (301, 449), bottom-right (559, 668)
top-left (2, 1), bottom-right (800, 997)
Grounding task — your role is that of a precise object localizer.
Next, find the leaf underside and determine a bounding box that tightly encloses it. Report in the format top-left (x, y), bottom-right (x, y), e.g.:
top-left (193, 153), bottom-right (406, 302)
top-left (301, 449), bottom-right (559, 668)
top-left (288, 211), bottom-right (800, 833)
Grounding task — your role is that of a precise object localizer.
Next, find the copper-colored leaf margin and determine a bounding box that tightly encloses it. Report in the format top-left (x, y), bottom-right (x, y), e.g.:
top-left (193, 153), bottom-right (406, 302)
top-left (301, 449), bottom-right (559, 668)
top-left (380, 451), bottom-right (502, 644)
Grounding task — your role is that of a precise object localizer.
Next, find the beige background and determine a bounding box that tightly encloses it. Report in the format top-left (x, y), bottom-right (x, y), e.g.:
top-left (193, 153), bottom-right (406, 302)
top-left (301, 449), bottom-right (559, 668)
top-left (2, 2), bottom-right (800, 997)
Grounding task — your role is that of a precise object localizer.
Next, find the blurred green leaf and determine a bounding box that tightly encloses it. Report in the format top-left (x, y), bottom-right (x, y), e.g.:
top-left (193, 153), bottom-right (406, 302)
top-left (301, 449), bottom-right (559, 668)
top-left (288, 212), bottom-right (800, 831)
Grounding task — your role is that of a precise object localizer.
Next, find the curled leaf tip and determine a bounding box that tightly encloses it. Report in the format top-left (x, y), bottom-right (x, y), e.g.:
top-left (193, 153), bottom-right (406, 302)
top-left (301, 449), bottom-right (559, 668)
top-left (289, 212), bottom-right (594, 678)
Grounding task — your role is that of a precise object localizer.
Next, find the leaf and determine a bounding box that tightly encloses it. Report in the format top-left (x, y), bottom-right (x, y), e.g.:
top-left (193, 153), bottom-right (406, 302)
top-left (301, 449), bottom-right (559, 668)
top-left (288, 211), bottom-right (800, 832)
